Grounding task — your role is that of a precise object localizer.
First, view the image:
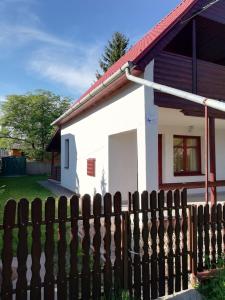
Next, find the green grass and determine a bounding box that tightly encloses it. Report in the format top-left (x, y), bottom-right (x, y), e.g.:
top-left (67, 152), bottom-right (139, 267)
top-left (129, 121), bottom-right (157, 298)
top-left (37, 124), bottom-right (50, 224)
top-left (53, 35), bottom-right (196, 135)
top-left (0, 175), bottom-right (56, 254)
top-left (0, 174), bottom-right (56, 223)
top-left (0, 174), bottom-right (55, 202)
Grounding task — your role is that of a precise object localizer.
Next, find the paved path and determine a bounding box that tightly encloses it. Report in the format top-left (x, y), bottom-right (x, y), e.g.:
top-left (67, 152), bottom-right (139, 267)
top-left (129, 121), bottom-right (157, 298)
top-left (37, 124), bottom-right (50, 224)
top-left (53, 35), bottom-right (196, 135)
top-left (38, 179), bottom-right (75, 198)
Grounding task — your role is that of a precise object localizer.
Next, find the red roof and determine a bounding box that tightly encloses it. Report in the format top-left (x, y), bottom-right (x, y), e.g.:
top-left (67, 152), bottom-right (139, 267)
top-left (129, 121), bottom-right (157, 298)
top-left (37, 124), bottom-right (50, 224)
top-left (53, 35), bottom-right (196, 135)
top-left (59, 0), bottom-right (199, 124)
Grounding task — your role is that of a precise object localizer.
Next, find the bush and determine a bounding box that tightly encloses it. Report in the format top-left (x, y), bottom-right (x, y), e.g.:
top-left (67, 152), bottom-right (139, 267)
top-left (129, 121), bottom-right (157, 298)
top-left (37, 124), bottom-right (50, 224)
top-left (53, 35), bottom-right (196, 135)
top-left (197, 255), bottom-right (225, 300)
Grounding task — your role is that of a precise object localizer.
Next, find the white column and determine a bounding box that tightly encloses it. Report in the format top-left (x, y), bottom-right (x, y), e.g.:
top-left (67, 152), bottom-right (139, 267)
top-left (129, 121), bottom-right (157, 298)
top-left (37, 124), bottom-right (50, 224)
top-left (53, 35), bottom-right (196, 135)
top-left (137, 60), bottom-right (159, 192)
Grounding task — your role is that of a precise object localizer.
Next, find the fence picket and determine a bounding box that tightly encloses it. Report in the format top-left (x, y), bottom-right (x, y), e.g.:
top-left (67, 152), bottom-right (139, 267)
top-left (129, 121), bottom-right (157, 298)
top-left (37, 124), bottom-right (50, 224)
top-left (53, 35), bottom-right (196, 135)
top-left (30, 198), bottom-right (42, 299)
top-left (44, 197), bottom-right (55, 299)
top-left (16, 198), bottom-right (29, 299)
top-left (204, 204), bottom-right (210, 268)
top-left (69, 194), bottom-right (80, 299)
top-left (141, 191), bottom-right (150, 300)
top-left (217, 204), bottom-right (222, 259)
top-left (158, 190), bottom-right (165, 297)
top-left (57, 196), bottom-right (68, 299)
top-left (197, 205), bottom-right (204, 272)
top-left (127, 202), bottom-right (133, 297)
top-left (223, 204), bottom-right (225, 254)
top-left (181, 189), bottom-right (188, 290)
top-left (114, 192), bottom-right (123, 296)
top-left (174, 190), bottom-right (181, 292)
top-left (103, 193), bottom-right (112, 299)
top-left (81, 194), bottom-right (91, 300)
top-left (211, 204), bottom-right (217, 268)
top-left (150, 190), bottom-right (158, 299)
top-left (1, 189), bottom-right (223, 299)
top-left (133, 191), bottom-right (141, 300)
top-left (167, 190), bottom-right (174, 295)
top-left (1, 200), bottom-right (16, 300)
top-left (92, 193), bottom-right (102, 300)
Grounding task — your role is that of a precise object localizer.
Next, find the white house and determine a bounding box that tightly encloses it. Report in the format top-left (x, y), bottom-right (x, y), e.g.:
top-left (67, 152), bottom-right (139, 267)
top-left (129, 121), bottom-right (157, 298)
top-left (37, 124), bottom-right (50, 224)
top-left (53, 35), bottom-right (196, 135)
top-left (51, 0), bottom-right (225, 203)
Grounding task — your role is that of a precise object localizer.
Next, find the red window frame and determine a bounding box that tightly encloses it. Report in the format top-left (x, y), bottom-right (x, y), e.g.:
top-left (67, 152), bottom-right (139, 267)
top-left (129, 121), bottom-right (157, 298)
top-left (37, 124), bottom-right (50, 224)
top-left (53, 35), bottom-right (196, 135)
top-left (174, 135), bottom-right (202, 176)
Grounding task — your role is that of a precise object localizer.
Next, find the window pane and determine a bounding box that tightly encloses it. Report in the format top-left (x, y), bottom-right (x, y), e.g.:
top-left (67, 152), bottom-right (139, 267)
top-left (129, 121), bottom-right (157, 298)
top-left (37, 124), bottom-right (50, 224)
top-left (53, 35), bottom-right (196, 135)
top-left (186, 138), bottom-right (197, 147)
top-left (187, 148), bottom-right (198, 172)
top-left (174, 137), bottom-right (183, 147)
top-left (65, 139), bottom-right (69, 168)
top-left (174, 148), bottom-right (184, 173)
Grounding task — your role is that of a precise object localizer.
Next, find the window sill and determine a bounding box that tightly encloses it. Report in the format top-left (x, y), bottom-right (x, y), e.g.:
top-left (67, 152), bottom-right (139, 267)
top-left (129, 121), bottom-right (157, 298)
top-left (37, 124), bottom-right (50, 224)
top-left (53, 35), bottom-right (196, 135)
top-left (174, 172), bottom-right (204, 177)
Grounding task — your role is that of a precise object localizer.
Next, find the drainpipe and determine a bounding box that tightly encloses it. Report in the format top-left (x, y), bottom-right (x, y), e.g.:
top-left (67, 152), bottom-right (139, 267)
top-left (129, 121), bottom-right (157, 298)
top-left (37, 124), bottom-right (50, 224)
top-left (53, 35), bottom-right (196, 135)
top-left (125, 65), bottom-right (225, 112)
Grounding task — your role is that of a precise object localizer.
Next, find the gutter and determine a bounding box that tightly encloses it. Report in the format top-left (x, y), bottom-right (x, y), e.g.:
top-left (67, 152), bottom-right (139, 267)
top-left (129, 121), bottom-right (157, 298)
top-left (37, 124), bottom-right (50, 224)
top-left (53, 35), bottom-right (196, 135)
top-left (125, 63), bottom-right (225, 113)
top-left (53, 60), bottom-right (225, 126)
top-left (51, 62), bottom-right (130, 126)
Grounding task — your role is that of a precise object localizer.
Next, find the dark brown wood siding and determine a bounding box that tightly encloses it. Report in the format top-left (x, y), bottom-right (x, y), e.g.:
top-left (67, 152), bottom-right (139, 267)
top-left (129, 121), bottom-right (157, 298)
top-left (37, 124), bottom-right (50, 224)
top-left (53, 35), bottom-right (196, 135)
top-left (154, 51), bottom-right (225, 110)
top-left (201, 1), bottom-right (225, 25)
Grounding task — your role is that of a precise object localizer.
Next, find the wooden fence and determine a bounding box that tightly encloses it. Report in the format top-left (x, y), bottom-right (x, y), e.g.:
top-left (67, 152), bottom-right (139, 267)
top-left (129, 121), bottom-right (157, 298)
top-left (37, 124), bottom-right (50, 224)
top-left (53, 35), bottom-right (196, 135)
top-left (0, 189), bottom-right (224, 299)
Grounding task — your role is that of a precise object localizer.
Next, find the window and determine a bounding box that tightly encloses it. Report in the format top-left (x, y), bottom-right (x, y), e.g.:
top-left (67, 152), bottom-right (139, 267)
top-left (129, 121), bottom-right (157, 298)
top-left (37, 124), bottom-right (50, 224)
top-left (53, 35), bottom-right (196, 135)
top-left (87, 158), bottom-right (96, 177)
top-left (173, 135), bottom-right (201, 176)
top-left (65, 139), bottom-right (69, 168)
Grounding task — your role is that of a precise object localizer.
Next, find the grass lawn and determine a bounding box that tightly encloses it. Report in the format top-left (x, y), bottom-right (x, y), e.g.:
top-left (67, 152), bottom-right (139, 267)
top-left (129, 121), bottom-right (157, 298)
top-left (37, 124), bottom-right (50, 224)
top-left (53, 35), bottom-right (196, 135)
top-left (0, 175), bottom-right (55, 223)
top-left (0, 175), bottom-right (56, 254)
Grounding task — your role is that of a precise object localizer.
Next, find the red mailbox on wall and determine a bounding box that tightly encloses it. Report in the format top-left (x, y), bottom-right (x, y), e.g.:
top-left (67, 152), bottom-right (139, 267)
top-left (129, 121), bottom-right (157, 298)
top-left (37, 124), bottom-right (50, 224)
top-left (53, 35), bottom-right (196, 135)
top-left (87, 158), bottom-right (96, 177)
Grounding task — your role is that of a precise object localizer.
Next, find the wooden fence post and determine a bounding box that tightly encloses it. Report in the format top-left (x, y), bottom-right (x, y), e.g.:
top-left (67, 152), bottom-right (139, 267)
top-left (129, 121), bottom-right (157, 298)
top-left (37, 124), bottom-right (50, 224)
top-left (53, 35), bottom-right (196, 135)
top-left (103, 193), bottom-right (112, 299)
top-left (114, 192), bottom-right (122, 296)
top-left (69, 194), bottom-right (80, 300)
top-left (92, 193), bottom-right (102, 300)
top-left (123, 211), bottom-right (129, 291)
top-left (141, 191), bottom-right (150, 300)
top-left (57, 196), bottom-right (68, 299)
top-left (30, 198), bottom-right (42, 299)
top-left (1, 200), bottom-right (16, 300)
top-left (44, 197), bottom-right (56, 299)
top-left (16, 198), bottom-right (29, 299)
top-left (133, 191), bottom-right (141, 299)
top-left (167, 190), bottom-right (174, 295)
top-left (81, 194), bottom-right (91, 300)
top-left (192, 205), bottom-right (198, 277)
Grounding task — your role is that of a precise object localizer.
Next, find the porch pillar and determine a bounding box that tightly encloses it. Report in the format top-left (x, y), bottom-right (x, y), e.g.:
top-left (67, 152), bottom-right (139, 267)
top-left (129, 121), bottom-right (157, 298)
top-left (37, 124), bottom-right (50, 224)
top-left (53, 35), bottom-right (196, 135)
top-left (209, 117), bottom-right (217, 205)
top-left (137, 60), bottom-right (159, 193)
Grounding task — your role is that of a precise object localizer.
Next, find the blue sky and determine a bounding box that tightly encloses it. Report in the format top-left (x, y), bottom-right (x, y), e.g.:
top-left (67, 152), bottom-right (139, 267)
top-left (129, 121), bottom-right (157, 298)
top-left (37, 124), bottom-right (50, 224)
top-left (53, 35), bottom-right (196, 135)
top-left (0, 0), bottom-right (181, 102)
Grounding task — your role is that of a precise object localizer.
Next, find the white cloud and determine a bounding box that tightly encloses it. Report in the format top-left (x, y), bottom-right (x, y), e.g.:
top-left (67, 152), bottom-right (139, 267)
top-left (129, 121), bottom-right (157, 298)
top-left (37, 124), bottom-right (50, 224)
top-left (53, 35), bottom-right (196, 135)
top-left (0, 25), bottom-right (73, 48)
top-left (29, 45), bottom-right (101, 94)
top-left (0, 96), bottom-right (7, 103)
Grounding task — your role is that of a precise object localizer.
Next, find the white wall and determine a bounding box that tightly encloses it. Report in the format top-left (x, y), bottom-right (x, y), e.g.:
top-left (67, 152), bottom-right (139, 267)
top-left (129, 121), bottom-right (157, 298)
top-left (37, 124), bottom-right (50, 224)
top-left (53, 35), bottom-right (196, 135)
top-left (108, 130), bottom-right (138, 199)
top-left (61, 82), bottom-right (146, 197)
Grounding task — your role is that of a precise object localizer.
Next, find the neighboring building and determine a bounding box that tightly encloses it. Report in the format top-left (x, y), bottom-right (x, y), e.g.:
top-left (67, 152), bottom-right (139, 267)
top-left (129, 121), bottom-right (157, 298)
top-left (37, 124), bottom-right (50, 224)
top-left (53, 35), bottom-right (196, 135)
top-left (52, 0), bottom-right (225, 200)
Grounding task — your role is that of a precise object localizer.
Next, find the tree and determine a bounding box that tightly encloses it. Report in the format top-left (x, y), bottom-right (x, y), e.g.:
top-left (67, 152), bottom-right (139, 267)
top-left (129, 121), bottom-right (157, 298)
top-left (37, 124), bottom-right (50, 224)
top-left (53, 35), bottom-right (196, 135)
top-left (96, 32), bottom-right (129, 79)
top-left (0, 90), bottom-right (70, 160)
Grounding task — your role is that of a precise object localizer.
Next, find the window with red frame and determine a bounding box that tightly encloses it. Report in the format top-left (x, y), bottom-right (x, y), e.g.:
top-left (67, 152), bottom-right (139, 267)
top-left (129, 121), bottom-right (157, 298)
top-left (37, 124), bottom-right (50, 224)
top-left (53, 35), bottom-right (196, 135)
top-left (173, 135), bottom-right (201, 176)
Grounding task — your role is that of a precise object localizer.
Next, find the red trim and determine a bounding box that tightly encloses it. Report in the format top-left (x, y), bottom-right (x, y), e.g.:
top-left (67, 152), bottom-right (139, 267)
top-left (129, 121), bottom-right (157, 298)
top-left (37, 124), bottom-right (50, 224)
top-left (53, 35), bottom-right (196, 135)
top-left (158, 134), bottom-right (163, 185)
top-left (174, 135), bottom-right (201, 176)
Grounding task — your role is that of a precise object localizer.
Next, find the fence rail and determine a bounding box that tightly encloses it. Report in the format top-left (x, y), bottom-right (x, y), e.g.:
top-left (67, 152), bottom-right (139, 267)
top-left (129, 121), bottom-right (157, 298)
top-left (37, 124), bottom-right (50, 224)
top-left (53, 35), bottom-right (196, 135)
top-left (0, 189), bottom-right (224, 299)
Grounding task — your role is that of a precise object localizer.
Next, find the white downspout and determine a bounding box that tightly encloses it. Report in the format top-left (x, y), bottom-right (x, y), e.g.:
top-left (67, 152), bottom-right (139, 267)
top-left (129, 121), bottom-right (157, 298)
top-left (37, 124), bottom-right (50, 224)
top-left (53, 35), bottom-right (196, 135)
top-left (125, 66), bottom-right (225, 112)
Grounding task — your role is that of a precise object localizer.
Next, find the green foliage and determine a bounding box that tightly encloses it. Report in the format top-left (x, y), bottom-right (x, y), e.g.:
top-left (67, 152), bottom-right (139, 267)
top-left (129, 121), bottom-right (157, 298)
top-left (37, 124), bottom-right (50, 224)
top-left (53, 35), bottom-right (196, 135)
top-left (0, 90), bottom-right (70, 160)
top-left (197, 254), bottom-right (225, 300)
top-left (96, 32), bottom-right (129, 78)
